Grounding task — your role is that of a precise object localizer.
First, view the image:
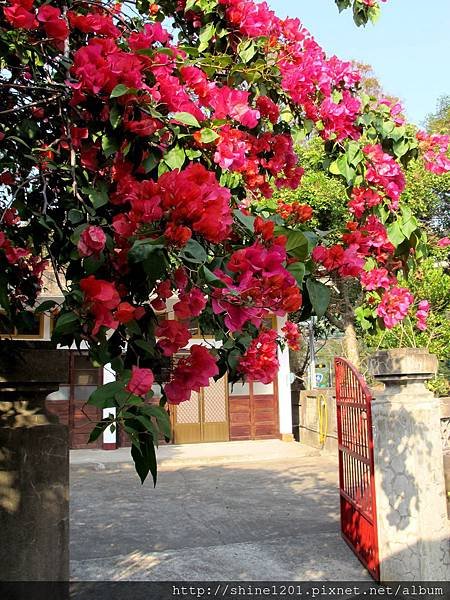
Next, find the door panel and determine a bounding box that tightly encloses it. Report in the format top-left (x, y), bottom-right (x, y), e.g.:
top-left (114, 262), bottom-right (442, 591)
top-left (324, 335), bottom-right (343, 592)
top-left (173, 391), bottom-right (202, 444)
top-left (202, 377), bottom-right (229, 442)
top-left (173, 377), bottom-right (229, 444)
top-left (229, 383), bottom-right (279, 440)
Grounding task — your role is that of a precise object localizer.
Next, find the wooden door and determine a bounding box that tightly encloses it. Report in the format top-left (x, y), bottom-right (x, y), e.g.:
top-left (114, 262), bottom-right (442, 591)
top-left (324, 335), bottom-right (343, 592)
top-left (229, 380), bottom-right (279, 440)
top-left (172, 377), bottom-right (229, 444)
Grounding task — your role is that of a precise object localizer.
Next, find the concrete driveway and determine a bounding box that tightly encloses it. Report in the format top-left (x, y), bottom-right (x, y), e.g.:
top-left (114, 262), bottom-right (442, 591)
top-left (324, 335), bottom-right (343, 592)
top-left (70, 440), bottom-right (370, 581)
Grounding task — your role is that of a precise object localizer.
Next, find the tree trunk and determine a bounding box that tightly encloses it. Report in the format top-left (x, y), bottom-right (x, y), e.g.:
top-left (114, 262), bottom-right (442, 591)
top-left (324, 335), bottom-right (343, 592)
top-left (342, 312), bottom-right (361, 369)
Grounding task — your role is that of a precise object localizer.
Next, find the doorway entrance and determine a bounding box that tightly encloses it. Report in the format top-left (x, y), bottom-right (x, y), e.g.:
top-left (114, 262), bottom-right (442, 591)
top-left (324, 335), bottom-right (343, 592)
top-left (172, 377), bottom-right (229, 444)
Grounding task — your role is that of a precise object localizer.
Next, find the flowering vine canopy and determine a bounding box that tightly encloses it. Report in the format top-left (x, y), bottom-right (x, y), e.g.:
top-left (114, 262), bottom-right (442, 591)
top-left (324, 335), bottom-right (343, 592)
top-left (1, 0), bottom-right (449, 482)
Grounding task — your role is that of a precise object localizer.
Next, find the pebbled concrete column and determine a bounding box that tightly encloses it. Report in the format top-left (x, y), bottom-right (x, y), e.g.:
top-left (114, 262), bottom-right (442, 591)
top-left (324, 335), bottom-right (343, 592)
top-left (0, 342), bottom-right (69, 581)
top-left (369, 348), bottom-right (450, 581)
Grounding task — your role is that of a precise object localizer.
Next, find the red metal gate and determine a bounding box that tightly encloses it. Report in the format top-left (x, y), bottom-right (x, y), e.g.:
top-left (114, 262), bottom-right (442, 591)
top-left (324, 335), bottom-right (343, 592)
top-left (335, 357), bottom-right (379, 581)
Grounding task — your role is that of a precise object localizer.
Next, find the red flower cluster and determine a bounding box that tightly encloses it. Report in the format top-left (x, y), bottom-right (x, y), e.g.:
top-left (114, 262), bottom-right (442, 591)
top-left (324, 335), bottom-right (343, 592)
top-left (376, 286), bottom-right (414, 329)
top-left (173, 288), bottom-right (206, 320)
top-left (164, 345), bottom-right (219, 404)
top-left (212, 238), bottom-right (302, 332)
top-left (3, 0), bottom-right (37, 30)
top-left (3, 1), bottom-right (68, 43)
top-left (312, 244), bottom-right (364, 278)
top-left (213, 129), bottom-right (304, 197)
top-left (126, 366), bottom-right (154, 397)
top-left (282, 320), bottom-right (301, 351)
top-left (276, 200), bottom-right (313, 223)
top-left (37, 5), bottom-right (68, 42)
top-left (363, 144), bottom-right (406, 207)
top-left (80, 275), bottom-right (121, 335)
top-left (238, 329), bottom-right (279, 384)
top-left (77, 226), bottom-right (106, 258)
top-left (348, 188), bottom-right (382, 219)
top-left (156, 319), bottom-right (191, 357)
top-left (416, 131), bottom-right (450, 175)
top-left (80, 276), bottom-right (144, 335)
top-left (111, 164), bottom-right (232, 248)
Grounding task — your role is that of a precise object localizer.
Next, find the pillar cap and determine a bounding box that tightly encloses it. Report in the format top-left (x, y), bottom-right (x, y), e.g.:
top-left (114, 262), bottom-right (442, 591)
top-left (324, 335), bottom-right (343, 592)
top-left (369, 348), bottom-right (438, 382)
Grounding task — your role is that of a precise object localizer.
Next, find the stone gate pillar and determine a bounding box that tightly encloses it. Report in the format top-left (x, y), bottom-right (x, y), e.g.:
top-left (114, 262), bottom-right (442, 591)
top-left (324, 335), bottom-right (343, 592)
top-left (369, 348), bottom-right (450, 581)
top-left (0, 342), bottom-right (69, 581)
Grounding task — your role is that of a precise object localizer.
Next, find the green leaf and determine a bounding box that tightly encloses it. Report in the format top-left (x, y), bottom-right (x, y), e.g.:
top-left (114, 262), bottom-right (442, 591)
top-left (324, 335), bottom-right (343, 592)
top-left (140, 405), bottom-right (171, 439)
top-left (164, 146), bottom-right (186, 170)
top-left (109, 104), bottom-right (122, 129)
top-left (393, 139), bottom-right (409, 159)
top-left (0, 278), bottom-right (10, 312)
top-left (134, 339), bottom-right (157, 356)
top-left (172, 112), bottom-right (200, 127)
top-left (142, 154), bottom-right (159, 174)
top-left (131, 433), bottom-right (157, 485)
top-left (88, 418), bottom-right (113, 443)
top-left (306, 279), bottom-right (331, 318)
top-left (227, 348), bottom-right (242, 371)
top-left (68, 209), bottom-right (84, 224)
top-left (185, 149), bottom-right (202, 160)
top-left (87, 182), bottom-right (109, 209)
top-left (287, 262), bottom-right (306, 286)
top-left (102, 134), bottom-right (118, 158)
top-left (387, 220), bottom-right (406, 247)
top-left (128, 237), bottom-right (165, 263)
top-left (346, 141), bottom-right (363, 167)
top-left (88, 381), bottom-right (124, 409)
top-left (199, 265), bottom-right (227, 288)
top-left (329, 154), bottom-right (355, 184)
top-left (199, 128), bottom-right (219, 144)
top-left (400, 208), bottom-right (418, 239)
top-left (53, 312), bottom-right (80, 337)
top-left (238, 39), bottom-right (257, 64)
top-left (233, 209), bottom-right (255, 233)
top-left (35, 300), bottom-right (57, 314)
top-left (181, 239), bottom-right (207, 264)
top-left (198, 23), bottom-right (215, 52)
top-left (274, 228), bottom-right (312, 261)
top-left (110, 84), bottom-right (130, 98)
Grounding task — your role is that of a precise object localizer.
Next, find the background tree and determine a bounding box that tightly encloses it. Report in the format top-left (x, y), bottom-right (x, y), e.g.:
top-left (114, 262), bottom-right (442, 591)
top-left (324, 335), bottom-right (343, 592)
top-left (425, 95), bottom-right (450, 136)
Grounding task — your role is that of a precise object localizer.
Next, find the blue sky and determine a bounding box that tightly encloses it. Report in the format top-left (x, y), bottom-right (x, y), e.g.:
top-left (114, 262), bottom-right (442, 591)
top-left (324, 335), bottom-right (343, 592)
top-left (267, 0), bottom-right (450, 127)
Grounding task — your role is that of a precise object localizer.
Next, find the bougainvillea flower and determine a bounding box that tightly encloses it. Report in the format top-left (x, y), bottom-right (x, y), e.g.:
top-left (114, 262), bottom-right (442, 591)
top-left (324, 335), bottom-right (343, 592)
top-left (376, 286), bottom-right (414, 329)
top-left (238, 329), bottom-right (279, 384)
top-left (77, 226), bottom-right (106, 257)
top-left (126, 366), bottom-right (154, 397)
top-left (156, 319), bottom-right (191, 357)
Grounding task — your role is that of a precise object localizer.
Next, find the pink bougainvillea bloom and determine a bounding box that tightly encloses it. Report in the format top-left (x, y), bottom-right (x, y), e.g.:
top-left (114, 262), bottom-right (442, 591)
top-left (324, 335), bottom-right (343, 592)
top-left (77, 225), bottom-right (106, 257)
top-left (238, 329), bottom-right (279, 384)
top-left (416, 300), bottom-right (430, 332)
top-left (282, 320), bottom-right (301, 351)
top-left (115, 302), bottom-right (145, 324)
top-left (173, 288), bottom-right (207, 320)
top-left (437, 237), bottom-right (450, 248)
top-left (126, 366), bottom-right (154, 397)
top-left (164, 345), bottom-right (218, 404)
top-left (376, 286), bottom-right (414, 329)
top-left (360, 268), bottom-right (392, 291)
top-left (4, 3), bottom-right (38, 30)
top-left (156, 319), bottom-right (191, 357)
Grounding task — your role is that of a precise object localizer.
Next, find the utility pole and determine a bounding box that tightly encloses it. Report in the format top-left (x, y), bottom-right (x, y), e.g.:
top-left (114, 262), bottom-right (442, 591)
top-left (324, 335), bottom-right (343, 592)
top-left (308, 317), bottom-right (316, 389)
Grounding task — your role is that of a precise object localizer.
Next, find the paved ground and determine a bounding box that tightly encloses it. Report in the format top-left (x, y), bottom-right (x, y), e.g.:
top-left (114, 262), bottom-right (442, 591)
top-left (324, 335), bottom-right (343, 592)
top-left (70, 440), bottom-right (370, 581)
